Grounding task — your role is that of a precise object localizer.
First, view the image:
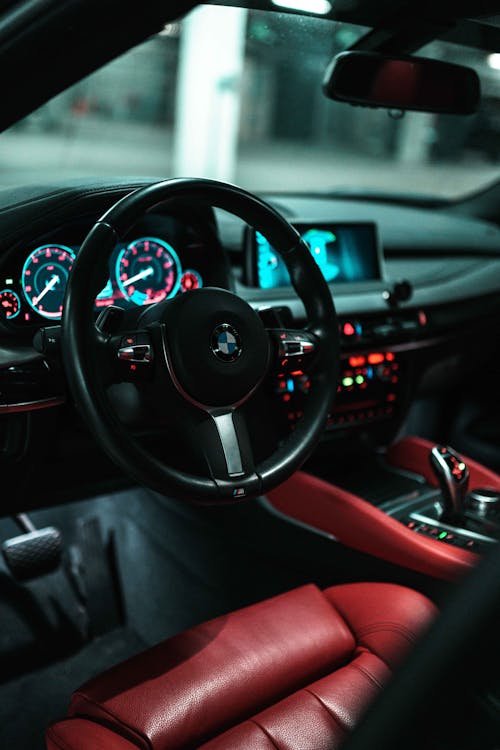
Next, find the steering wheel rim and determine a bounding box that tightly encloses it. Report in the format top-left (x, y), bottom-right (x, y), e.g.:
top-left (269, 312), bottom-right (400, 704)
top-left (61, 178), bottom-right (339, 503)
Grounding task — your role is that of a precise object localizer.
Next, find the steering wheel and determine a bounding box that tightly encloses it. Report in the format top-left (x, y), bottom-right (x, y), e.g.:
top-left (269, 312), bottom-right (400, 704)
top-left (61, 179), bottom-right (339, 503)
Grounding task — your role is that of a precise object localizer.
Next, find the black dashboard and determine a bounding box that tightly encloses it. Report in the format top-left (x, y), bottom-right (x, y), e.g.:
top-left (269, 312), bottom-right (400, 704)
top-left (222, 194), bottom-right (500, 451)
top-left (0, 211), bottom-right (227, 332)
top-left (1, 178), bottom-right (500, 511)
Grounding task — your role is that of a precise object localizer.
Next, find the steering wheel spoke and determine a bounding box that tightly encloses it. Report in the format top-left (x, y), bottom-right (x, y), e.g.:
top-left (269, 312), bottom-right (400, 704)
top-left (192, 408), bottom-right (257, 498)
top-left (210, 409), bottom-right (253, 478)
top-left (267, 328), bottom-right (319, 372)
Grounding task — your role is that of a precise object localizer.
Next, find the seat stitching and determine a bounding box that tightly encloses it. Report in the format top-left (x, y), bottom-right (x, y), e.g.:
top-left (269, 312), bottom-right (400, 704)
top-left (355, 621), bottom-right (418, 642)
top-left (350, 661), bottom-right (387, 691)
top-left (323, 598), bottom-right (416, 652)
top-left (46, 727), bottom-right (74, 750)
top-left (302, 687), bottom-right (348, 734)
top-left (249, 718), bottom-right (282, 749)
top-left (356, 645), bottom-right (392, 672)
top-left (325, 595), bottom-right (422, 641)
top-left (71, 693), bottom-right (151, 750)
top-left (325, 596), bottom-right (417, 658)
top-left (357, 628), bottom-right (415, 647)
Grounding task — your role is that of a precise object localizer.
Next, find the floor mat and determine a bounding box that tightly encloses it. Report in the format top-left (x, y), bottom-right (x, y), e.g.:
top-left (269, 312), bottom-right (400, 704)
top-left (0, 626), bottom-right (145, 750)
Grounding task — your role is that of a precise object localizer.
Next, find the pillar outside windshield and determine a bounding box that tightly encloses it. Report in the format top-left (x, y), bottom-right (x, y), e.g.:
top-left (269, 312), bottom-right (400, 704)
top-left (173, 6), bottom-right (248, 182)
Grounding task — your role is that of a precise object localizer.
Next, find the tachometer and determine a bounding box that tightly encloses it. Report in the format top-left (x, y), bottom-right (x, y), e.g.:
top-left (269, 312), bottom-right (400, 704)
top-left (22, 244), bottom-right (76, 320)
top-left (115, 237), bottom-right (181, 306)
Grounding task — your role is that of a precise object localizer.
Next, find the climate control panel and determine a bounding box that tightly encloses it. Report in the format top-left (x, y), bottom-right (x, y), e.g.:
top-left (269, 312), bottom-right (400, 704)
top-left (274, 350), bottom-right (402, 432)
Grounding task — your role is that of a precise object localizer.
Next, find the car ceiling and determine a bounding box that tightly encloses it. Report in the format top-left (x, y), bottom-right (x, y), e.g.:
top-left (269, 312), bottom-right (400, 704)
top-left (0, 0), bottom-right (499, 134)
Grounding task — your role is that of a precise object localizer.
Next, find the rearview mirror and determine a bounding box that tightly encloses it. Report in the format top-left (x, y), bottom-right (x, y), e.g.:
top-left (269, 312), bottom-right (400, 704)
top-left (323, 51), bottom-right (480, 115)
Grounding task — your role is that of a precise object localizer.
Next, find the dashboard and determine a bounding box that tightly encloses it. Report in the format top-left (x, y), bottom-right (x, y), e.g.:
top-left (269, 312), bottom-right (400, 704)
top-left (0, 211), bottom-right (219, 330)
top-left (1, 178), bottom-right (500, 511)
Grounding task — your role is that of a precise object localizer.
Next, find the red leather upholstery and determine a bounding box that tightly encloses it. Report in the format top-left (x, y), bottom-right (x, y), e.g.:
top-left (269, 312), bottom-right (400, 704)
top-left (46, 719), bottom-right (138, 750)
top-left (268, 470), bottom-right (477, 580)
top-left (47, 583), bottom-right (437, 750)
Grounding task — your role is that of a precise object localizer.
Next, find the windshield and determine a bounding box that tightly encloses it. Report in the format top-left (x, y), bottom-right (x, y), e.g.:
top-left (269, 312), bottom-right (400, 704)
top-left (1, 6), bottom-right (499, 198)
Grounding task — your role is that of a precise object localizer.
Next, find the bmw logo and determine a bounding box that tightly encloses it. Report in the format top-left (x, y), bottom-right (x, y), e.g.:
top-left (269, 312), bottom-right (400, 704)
top-left (211, 323), bottom-right (242, 363)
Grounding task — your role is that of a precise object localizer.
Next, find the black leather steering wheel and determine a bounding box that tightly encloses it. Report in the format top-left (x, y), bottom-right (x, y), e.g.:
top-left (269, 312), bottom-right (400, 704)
top-left (61, 179), bottom-right (339, 503)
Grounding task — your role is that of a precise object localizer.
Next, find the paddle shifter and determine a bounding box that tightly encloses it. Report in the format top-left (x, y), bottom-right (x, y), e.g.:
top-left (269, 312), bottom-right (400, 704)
top-left (429, 445), bottom-right (470, 520)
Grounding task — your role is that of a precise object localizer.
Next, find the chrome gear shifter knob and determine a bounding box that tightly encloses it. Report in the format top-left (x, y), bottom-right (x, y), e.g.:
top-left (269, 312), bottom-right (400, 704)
top-left (429, 445), bottom-right (470, 519)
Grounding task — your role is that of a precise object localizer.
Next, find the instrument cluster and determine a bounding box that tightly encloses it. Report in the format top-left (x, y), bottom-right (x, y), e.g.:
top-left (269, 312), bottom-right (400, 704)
top-left (0, 217), bottom-right (209, 328)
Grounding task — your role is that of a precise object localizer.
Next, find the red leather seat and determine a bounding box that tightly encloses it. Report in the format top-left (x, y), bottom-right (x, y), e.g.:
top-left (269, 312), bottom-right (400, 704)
top-left (46, 583), bottom-right (436, 750)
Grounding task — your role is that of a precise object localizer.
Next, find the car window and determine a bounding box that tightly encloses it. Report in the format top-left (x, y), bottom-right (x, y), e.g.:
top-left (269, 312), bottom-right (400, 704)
top-left (0, 6), bottom-right (498, 198)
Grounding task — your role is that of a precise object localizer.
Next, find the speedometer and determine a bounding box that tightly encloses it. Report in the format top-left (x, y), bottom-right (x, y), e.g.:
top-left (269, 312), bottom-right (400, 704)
top-left (22, 244), bottom-right (76, 320)
top-left (115, 237), bottom-right (181, 306)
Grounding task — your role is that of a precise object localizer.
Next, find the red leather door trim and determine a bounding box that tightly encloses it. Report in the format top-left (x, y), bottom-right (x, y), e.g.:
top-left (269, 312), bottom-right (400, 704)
top-left (267, 469), bottom-right (478, 581)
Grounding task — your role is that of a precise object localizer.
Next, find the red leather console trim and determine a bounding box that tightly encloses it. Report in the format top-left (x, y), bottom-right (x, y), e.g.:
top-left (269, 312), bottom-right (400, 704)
top-left (267, 470), bottom-right (478, 581)
top-left (46, 719), bottom-right (138, 750)
top-left (53, 583), bottom-right (436, 750)
top-left (386, 436), bottom-right (500, 492)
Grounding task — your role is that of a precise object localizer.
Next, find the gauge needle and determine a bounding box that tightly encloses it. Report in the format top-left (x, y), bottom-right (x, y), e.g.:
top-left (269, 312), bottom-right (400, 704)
top-left (123, 267), bottom-right (154, 287)
top-left (33, 274), bottom-right (60, 306)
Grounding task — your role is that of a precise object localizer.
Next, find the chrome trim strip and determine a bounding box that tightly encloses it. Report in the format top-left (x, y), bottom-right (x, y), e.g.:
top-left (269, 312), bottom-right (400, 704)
top-left (212, 411), bottom-right (244, 477)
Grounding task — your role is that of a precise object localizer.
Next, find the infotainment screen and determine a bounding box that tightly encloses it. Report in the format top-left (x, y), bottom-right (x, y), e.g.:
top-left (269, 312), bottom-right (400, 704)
top-left (251, 223), bottom-right (381, 289)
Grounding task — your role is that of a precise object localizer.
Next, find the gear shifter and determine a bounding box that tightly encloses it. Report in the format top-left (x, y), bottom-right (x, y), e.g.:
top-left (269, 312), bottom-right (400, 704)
top-left (429, 445), bottom-right (469, 520)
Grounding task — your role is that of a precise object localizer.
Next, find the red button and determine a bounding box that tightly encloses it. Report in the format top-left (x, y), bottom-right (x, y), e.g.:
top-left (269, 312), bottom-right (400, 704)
top-left (349, 355), bottom-right (365, 367)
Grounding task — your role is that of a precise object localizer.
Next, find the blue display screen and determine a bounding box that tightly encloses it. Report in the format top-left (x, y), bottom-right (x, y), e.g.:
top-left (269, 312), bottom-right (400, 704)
top-left (255, 224), bottom-right (380, 289)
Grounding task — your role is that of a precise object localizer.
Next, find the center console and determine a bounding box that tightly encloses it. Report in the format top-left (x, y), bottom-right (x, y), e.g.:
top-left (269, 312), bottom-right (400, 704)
top-left (385, 438), bottom-right (500, 555)
top-left (266, 436), bottom-right (500, 581)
